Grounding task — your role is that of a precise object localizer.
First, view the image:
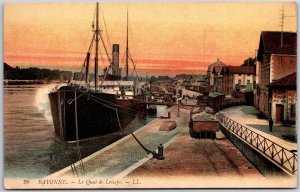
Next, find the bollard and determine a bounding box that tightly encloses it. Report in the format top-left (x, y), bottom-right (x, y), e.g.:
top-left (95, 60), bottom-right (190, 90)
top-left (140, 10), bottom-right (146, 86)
top-left (168, 111), bottom-right (171, 118)
top-left (157, 144), bottom-right (164, 160)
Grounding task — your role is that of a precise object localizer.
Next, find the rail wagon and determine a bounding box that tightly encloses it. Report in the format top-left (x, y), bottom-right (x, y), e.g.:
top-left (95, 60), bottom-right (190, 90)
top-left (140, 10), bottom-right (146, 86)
top-left (189, 111), bottom-right (218, 139)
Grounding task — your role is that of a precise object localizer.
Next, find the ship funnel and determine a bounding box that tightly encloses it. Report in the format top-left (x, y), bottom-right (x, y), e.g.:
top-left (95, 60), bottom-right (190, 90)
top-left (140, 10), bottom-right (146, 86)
top-left (112, 44), bottom-right (120, 76)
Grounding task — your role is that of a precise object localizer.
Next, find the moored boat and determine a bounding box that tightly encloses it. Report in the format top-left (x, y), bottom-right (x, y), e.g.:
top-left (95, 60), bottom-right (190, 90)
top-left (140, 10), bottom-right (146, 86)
top-left (48, 2), bottom-right (146, 141)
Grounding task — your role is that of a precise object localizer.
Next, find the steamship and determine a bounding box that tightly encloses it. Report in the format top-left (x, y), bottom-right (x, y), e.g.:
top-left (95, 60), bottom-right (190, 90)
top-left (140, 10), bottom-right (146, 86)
top-left (48, 2), bottom-right (146, 141)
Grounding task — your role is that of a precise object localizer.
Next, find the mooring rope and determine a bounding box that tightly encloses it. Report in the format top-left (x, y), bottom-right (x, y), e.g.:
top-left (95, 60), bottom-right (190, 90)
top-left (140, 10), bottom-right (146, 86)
top-left (89, 94), bottom-right (157, 157)
top-left (74, 87), bottom-right (85, 175)
top-left (114, 107), bottom-right (159, 158)
top-left (62, 141), bottom-right (78, 177)
top-left (87, 92), bottom-right (138, 113)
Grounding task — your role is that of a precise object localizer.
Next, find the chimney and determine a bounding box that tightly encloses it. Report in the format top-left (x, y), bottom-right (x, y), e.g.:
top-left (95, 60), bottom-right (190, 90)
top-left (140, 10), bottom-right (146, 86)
top-left (112, 44), bottom-right (120, 76)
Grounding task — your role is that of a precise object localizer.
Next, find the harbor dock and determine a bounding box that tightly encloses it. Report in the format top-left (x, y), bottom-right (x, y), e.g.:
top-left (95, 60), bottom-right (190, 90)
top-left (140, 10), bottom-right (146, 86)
top-left (41, 105), bottom-right (297, 188)
top-left (47, 105), bottom-right (190, 178)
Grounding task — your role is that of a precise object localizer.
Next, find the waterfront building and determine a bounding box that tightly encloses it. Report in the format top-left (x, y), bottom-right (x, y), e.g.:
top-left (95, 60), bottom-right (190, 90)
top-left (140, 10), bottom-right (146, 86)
top-left (267, 72), bottom-right (296, 123)
top-left (207, 59), bottom-right (225, 88)
top-left (220, 66), bottom-right (254, 96)
top-left (212, 65), bottom-right (225, 92)
top-left (253, 60), bottom-right (260, 108)
top-left (255, 31), bottom-right (297, 119)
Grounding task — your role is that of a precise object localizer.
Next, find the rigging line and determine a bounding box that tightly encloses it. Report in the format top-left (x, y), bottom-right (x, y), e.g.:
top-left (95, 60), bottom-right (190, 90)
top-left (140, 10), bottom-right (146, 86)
top-left (79, 34), bottom-right (96, 84)
top-left (75, 87), bottom-right (84, 173)
top-left (98, 33), bottom-right (113, 86)
top-left (74, 87), bottom-right (85, 175)
top-left (62, 141), bottom-right (78, 176)
top-left (91, 96), bottom-right (160, 159)
top-left (128, 50), bottom-right (138, 77)
top-left (67, 90), bottom-right (89, 104)
top-left (120, 50), bottom-right (126, 76)
top-left (100, 6), bottom-right (112, 50)
top-left (115, 108), bottom-right (126, 135)
top-left (73, 28), bottom-right (93, 73)
top-left (89, 94), bottom-right (137, 112)
top-left (84, 39), bottom-right (95, 82)
top-left (99, 50), bottom-right (113, 77)
top-left (90, 97), bottom-right (118, 111)
top-left (99, 32), bottom-right (112, 63)
top-left (130, 53), bottom-right (138, 77)
top-left (87, 93), bottom-right (138, 112)
top-left (62, 86), bottom-right (78, 176)
top-left (66, 85), bottom-right (137, 113)
top-left (100, 64), bottom-right (113, 86)
top-left (78, 149), bottom-right (85, 175)
top-left (71, 5), bottom-right (96, 74)
top-left (81, 34), bottom-right (96, 70)
top-left (58, 92), bottom-right (78, 176)
top-left (93, 98), bottom-right (151, 156)
top-left (98, 47), bottom-right (109, 70)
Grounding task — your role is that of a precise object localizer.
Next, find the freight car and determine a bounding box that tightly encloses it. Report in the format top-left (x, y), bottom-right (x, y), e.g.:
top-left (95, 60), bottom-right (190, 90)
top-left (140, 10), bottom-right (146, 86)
top-left (189, 111), bottom-right (218, 139)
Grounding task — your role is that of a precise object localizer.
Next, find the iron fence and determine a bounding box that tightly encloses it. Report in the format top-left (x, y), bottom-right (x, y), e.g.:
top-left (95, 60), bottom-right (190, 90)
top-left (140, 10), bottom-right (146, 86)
top-left (216, 113), bottom-right (297, 175)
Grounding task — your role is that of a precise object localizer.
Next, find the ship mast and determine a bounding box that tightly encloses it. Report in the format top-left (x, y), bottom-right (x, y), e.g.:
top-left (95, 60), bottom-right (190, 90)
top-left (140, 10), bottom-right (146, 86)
top-left (125, 7), bottom-right (129, 79)
top-left (95, 2), bottom-right (100, 89)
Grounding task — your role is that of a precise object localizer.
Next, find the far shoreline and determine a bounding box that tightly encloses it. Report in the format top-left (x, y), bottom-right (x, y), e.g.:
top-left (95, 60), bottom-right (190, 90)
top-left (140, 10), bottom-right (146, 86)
top-left (3, 79), bottom-right (61, 85)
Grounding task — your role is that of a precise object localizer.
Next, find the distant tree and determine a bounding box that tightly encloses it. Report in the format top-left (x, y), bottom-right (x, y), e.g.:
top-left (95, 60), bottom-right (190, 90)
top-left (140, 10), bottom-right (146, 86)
top-left (4, 63), bottom-right (13, 71)
top-left (149, 76), bottom-right (157, 84)
top-left (241, 57), bottom-right (256, 66)
top-left (3, 62), bottom-right (72, 80)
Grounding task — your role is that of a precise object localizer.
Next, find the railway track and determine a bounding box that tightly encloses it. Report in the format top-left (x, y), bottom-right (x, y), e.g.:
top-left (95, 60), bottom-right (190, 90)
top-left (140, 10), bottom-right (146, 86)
top-left (199, 139), bottom-right (242, 177)
top-left (199, 140), bottom-right (221, 177)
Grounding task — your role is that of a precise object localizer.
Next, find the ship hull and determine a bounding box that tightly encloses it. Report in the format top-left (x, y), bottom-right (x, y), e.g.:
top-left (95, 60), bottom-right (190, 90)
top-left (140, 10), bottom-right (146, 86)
top-left (48, 86), bottom-right (143, 141)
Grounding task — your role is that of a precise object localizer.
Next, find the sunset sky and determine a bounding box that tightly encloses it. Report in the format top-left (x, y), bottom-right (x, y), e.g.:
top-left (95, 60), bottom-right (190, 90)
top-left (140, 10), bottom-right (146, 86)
top-left (4, 1), bottom-right (297, 76)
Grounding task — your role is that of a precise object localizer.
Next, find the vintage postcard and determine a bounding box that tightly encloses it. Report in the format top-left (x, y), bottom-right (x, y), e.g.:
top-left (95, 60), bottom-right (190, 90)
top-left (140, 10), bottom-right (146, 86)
top-left (3, 1), bottom-right (297, 189)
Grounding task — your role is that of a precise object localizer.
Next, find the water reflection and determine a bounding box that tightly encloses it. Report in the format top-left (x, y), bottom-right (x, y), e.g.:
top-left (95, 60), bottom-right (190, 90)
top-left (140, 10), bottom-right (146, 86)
top-left (4, 84), bottom-right (167, 178)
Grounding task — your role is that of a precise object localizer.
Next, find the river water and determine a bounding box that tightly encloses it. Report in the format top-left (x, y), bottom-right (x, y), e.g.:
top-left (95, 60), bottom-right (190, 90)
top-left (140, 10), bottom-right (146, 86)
top-left (4, 84), bottom-right (167, 178)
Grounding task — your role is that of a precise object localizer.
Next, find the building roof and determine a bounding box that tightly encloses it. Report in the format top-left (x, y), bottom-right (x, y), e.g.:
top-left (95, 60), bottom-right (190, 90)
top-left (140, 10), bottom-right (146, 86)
top-left (212, 65), bottom-right (224, 74)
top-left (191, 75), bottom-right (207, 81)
top-left (220, 66), bottom-right (254, 75)
top-left (257, 31), bottom-right (297, 61)
top-left (207, 58), bottom-right (225, 73)
top-left (268, 72), bottom-right (296, 89)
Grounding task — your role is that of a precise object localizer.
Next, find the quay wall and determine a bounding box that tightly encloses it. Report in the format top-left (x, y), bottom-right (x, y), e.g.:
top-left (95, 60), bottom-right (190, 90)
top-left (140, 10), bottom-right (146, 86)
top-left (219, 125), bottom-right (289, 177)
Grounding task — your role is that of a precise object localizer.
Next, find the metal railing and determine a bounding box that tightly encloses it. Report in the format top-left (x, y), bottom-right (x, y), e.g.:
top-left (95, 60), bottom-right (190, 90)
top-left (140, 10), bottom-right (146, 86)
top-left (216, 113), bottom-right (297, 175)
